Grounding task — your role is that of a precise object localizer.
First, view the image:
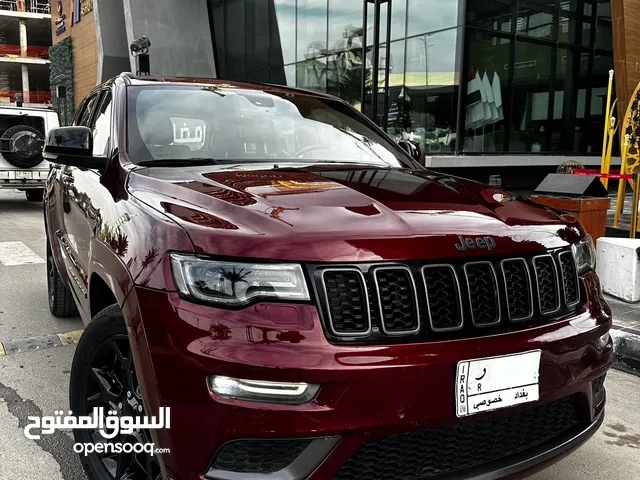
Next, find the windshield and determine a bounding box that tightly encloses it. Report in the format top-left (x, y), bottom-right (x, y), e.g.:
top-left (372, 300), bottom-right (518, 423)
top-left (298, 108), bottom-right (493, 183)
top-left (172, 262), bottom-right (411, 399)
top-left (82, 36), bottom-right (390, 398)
top-left (127, 85), bottom-right (410, 167)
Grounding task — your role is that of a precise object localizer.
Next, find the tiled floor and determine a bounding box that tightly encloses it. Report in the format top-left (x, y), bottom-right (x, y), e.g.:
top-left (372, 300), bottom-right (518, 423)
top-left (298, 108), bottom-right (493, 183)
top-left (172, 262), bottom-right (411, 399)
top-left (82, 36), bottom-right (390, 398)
top-left (606, 294), bottom-right (640, 334)
top-left (607, 192), bottom-right (636, 233)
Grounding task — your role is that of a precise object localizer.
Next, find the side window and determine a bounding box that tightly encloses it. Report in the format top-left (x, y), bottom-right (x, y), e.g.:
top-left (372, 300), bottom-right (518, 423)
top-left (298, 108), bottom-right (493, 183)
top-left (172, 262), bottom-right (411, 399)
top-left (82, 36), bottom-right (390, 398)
top-left (91, 92), bottom-right (113, 157)
top-left (76, 95), bottom-right (98, 126)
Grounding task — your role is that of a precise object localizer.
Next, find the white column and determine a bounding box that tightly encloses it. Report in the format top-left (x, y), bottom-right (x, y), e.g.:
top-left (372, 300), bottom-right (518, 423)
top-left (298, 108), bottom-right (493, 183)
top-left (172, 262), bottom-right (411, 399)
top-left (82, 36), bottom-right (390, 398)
top-left (21, 64), bottom-right (30, 104)
top-left (19, 20), bottom-right (27, 58)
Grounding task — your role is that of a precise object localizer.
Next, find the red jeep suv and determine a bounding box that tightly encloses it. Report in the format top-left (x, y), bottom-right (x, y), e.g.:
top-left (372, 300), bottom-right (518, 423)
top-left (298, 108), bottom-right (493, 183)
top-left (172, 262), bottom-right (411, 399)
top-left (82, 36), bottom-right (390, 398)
top-left (43, 74), bottom-right (612, 480)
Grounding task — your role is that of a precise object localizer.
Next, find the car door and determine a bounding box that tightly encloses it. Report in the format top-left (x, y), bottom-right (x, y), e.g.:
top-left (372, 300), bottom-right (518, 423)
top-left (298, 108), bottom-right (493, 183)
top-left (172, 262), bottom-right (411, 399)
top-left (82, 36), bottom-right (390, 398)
top-left (59, 89), bottom-right (114, 317)
top-left (50, 93), bottom-right (98, 311)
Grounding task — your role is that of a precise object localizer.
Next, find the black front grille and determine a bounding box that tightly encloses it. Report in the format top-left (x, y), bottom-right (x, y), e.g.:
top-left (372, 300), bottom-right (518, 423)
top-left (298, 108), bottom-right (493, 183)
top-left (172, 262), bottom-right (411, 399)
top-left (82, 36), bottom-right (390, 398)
top-left (502, 259), bottom-right (533, 321)
top-left (533, 255), bottom-right (560, 314)
top-left (465, 262), bottom-right (500, 326)
top-left (212, 439), bottom-right (311, 473)
top-left (314, 249), bottom-right (580, 341)
top-left (335, 396), bottom-right (581, 480)
top-left (422, 265), bottom-right (462, 331)
top-left (322, 269), bottom-right (370, 335)
top-left (374, 267), bottom-right (419, 334)
top-left (559, 251), bottom-right (580, 307)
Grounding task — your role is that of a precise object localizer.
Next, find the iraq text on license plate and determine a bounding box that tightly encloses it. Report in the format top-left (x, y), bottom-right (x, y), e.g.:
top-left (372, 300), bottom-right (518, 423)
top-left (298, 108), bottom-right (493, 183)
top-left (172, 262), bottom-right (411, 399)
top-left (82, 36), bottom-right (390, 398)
top-left (16, 171), bottom-right (32, 179)
top-left (455, 350), bottom-right (541, 417)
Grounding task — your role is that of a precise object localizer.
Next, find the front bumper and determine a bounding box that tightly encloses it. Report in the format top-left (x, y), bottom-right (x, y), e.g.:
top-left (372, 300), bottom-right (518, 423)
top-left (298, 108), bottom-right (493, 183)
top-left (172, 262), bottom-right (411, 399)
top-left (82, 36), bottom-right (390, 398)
top-left (124, 271), bottom-right (612, 480)
top-left (0, 171), bottom-right (47, 188)
top-left (205, 406), bottom-right (606, 480)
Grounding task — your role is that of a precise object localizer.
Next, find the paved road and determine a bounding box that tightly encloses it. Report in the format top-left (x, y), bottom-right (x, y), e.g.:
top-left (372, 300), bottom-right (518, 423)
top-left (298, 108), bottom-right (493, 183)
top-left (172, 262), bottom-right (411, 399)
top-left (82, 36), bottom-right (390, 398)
top-left (0, 189), bottom-right (639, 480)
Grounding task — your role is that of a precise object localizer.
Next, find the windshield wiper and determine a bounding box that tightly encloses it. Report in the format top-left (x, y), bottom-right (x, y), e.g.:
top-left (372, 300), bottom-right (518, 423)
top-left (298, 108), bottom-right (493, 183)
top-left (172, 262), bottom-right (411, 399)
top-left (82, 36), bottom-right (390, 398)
top-left (136, 158), bottom-right (221, 167)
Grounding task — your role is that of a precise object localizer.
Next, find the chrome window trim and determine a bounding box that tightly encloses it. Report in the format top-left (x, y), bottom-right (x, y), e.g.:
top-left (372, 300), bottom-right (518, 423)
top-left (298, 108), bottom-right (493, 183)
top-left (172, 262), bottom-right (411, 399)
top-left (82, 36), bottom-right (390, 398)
top-left (500, 258), bottom-right (534, 322)
top-left (421, 264), bottom-right (464, 332)
top-left (557, 250), bottom-right (581, 309)
top-left (464, 261), bottom-right (502, 327)
top-left (372, 265), bottom-right (421, 336)
top-left (320, 268), bottom-right (372, 337)
top-left (532, 254), bottom-right (562, 315)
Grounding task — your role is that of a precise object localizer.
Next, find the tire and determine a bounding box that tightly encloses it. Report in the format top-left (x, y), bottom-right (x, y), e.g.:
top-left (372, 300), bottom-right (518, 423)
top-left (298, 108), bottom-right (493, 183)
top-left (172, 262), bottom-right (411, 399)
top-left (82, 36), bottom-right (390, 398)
top-left (3, 124), bottom-right (44, 168)
top-left (47, 238), bottom-right (78, 317)
top-left (26, 189), bottom-right (43, 202)
top-left (70, 305), bottom-right (162, 480)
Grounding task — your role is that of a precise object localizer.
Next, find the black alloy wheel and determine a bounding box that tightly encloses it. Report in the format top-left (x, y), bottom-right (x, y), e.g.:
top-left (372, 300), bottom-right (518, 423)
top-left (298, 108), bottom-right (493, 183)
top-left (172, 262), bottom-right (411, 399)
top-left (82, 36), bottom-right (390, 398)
top-left (70, 305), bottom-right (162, 480)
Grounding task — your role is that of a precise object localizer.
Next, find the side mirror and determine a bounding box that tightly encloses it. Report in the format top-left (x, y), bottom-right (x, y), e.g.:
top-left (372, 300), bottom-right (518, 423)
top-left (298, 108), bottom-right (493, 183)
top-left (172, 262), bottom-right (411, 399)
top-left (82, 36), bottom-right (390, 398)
top-left (398, 140), bottom-right (424, 166)
top-left (43, 127), bottom-right (108, 170)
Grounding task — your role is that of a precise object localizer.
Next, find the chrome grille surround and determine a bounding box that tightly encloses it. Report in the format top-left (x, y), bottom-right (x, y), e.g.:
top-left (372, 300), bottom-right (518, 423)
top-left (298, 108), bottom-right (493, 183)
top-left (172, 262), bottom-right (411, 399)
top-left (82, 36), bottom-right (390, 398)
top-left (313, 248), bottom-right (580, 342)
top-left (372, 265), bottom-right (421, 336)
top-left (320, 268), bottom-right (371, 337)
top-left (500, 258), bottom-right (535, 322)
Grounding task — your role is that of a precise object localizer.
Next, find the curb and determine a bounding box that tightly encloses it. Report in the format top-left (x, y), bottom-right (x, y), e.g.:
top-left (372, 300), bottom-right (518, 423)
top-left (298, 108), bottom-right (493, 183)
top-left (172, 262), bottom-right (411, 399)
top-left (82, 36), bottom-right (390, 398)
top-left (0, 329), bottom-right (84, 355)
top-left (610, 327), bottom-right (640, 375)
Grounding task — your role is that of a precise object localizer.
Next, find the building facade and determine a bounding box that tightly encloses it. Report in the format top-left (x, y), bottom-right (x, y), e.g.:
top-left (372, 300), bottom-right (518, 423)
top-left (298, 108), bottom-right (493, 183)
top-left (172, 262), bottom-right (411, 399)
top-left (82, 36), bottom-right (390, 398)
top-left (51, 0), bottom-right (625, 173)
top-left (0, 0), bottom-right (52, 107)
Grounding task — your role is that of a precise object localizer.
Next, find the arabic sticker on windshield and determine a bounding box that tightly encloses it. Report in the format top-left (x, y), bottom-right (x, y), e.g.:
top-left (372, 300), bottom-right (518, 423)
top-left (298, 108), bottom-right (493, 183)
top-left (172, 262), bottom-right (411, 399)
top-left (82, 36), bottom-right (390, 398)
top-left (455, 350), bottom-right (541, 417)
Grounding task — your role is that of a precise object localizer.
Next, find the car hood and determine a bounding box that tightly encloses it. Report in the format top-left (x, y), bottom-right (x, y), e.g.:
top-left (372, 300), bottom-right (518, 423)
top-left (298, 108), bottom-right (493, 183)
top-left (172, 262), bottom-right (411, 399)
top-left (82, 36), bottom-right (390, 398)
top-left (127, 164), bottom-right (582, 262)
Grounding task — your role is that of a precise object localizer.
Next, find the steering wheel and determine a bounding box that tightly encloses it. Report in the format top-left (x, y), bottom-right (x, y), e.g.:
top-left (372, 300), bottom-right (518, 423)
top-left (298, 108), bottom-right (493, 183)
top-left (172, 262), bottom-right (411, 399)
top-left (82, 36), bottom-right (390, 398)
top-left (292, 144), bottom-right (336, 159)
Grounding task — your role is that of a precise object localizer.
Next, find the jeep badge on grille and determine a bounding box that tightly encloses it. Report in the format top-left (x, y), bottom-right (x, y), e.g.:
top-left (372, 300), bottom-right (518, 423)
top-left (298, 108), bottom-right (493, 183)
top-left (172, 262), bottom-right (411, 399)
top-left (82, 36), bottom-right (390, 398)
top-left (454, 236), bottom-right (496, 252)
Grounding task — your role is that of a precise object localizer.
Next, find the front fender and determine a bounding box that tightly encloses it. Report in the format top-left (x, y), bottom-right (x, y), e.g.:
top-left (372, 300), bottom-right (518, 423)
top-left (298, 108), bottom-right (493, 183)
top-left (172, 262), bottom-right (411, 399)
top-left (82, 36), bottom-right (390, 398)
top-left (89, 239), bottom-right (135, 314)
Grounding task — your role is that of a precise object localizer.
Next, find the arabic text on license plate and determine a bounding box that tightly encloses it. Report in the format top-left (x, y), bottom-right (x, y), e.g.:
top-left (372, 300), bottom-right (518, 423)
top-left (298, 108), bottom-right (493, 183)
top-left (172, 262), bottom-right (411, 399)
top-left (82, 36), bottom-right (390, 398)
top-left (456, 350), bottom-right (541, 417)
top-left (16, 171), bottom-right (32, 179)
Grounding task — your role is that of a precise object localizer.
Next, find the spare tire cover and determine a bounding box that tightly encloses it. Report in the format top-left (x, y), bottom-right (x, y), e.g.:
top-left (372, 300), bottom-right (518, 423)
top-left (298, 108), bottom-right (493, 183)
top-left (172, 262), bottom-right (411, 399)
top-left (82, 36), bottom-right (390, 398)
top-left (3, 124), bottom-right (45, 169)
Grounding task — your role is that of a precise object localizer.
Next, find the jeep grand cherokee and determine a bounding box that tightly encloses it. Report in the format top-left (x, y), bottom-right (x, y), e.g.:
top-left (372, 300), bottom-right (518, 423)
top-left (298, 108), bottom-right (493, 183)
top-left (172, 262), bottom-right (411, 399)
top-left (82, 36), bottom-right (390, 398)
top-left (43, 73), bottom-right (612, 480)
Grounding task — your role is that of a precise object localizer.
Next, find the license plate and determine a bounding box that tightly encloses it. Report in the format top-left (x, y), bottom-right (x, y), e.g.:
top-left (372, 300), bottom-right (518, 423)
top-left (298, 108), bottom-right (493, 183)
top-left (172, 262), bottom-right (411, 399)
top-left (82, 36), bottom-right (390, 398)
top-left (15, 171), bottom-right (32, 179)
top-left (456, 350), bottom-right (541, 417)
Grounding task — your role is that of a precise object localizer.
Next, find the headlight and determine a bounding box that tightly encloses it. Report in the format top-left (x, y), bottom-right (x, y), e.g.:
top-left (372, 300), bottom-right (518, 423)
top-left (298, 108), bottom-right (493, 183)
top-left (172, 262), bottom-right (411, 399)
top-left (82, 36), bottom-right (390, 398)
top-left (209, 376), bottom-right (320, 404)
top-left (170, 254), bottom-right (310, 306)
top-left (571, 235), bottom-right (596, 274)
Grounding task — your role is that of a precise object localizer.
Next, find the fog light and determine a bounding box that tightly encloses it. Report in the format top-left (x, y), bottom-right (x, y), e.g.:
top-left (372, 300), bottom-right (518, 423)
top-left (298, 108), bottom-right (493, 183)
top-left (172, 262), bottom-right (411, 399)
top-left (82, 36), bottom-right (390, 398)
top-left (598, 332), bottom-right (611, 349)
top-left (209, 376), bottom-right (320, 405)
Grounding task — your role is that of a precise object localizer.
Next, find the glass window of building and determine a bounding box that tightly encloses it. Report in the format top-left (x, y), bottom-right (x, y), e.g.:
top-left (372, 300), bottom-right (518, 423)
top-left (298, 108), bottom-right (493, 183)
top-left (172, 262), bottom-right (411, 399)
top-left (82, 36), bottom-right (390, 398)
top-left (466, 0), bottom-right (512, 32)
top-left (407, 0), bottom-right (461, 37)
top-left (209, 0), bottom-right (614, 157)
top-left (391, 0), bottom-right (407, 41)
top-left (462, 0), bottom-right (612, 154)
top-left (297, 0), bottom-right (328, 65)
top-left (509, 40), bottom-right (554, 152)
top-left (400, 28), bottom-right (460, 153)
top-left (464, 29), bottom-right (511, 153)
top-left (273, 0), bottom-right (297, 65)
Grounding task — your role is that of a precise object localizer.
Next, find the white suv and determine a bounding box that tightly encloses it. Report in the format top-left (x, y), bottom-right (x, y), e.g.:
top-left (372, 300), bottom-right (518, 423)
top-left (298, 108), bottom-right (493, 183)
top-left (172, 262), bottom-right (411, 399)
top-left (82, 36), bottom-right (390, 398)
top-left (0, 105), bottom-right (60, 201)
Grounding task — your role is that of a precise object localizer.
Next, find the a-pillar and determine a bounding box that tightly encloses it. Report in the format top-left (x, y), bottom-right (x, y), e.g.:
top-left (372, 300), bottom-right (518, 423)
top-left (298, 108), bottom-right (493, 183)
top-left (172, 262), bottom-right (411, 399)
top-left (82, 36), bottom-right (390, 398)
top-left (19, 20), bottom-right (27, 58)
top-left (21, 64), bottom-right (30, 104)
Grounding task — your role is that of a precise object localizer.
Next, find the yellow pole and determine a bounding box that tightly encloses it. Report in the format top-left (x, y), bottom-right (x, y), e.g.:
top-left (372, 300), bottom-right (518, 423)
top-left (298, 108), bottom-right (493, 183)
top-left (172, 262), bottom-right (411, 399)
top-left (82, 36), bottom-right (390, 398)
top-left (631, 171), bottom-right (640, 238)
top-left (614, 134), bottom-right (629, 228)
top-left (602, 115), bottom-right (616, 189)
top-left (601, 69), bottom-right (614, 185)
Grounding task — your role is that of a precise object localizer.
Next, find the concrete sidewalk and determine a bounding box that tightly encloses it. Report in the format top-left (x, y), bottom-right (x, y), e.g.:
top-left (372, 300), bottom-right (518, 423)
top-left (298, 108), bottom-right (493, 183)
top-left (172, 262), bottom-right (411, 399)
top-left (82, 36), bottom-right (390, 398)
top-left (607, 295), bottom-right (640, 373)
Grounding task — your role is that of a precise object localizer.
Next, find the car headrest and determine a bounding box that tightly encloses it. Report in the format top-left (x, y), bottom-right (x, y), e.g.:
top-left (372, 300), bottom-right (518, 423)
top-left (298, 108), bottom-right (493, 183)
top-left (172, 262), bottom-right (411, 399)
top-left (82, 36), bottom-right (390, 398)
top-left (139, 115), bottom-right (175, 146)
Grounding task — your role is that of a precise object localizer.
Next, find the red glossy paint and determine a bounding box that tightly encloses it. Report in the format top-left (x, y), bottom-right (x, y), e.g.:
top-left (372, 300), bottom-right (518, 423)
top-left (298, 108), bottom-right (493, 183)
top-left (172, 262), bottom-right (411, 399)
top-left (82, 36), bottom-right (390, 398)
top-left (44, 75), bottom-right (612, 480)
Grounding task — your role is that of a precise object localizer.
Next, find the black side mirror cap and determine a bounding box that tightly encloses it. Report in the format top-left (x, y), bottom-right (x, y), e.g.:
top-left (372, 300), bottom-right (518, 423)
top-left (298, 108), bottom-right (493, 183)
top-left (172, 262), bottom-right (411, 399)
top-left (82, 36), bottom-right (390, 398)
top-left (398, 140), bottom-right (424, 166)
top-left (43, 126), bottom-right (108, 170)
